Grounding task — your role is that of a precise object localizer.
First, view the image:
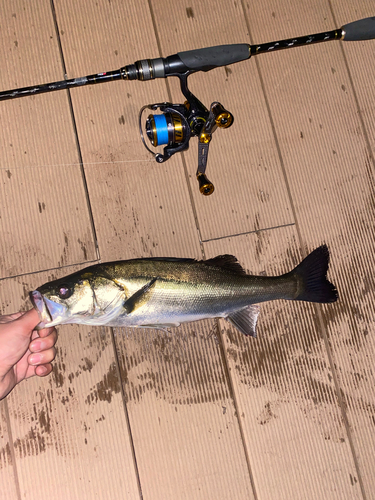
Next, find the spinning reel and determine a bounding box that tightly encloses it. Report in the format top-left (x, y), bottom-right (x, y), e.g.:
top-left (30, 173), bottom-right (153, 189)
top-left (0, 16), bottom-right (374, 195)
top-left (139, 96), bottom-right (233, 195)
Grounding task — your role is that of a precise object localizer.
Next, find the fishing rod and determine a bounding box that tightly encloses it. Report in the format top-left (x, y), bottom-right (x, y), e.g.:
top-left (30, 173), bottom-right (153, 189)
top-left (1, 16), bottom-right (374, 195)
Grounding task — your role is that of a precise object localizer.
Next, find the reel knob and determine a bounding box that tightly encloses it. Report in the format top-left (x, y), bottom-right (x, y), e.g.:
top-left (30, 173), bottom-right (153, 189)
top-left (212, 102), bottom-right (233, 128)
top-left (197, 172), bottom-right (214, 196)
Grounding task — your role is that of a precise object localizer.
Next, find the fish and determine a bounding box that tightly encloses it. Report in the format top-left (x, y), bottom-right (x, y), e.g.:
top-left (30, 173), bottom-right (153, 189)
top-left (29, 245), bottom-right (337, 337)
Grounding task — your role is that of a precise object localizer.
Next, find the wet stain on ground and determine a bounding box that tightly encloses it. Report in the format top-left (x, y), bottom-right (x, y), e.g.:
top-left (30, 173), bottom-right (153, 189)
top-left (38, 408), bottom-right (51, 434)
top-left (258, 401), bottom-right (280, 425)
top-left (51, 348), bottom-right (66, 388)
top-left (2, 330), bottom-right (113, 460)
top-left (115, 322), bottom-right (230, 406)
top-left (224, 66), bottom-right (232, 78)
top-left (0, 442), bottom-right (12, 469)
top-left (77, 238), bottom-right (88, 260)
top-left (223, 238), bottom-right (375, 438)
top-left (3, 230), bottom-right (373, 462)
top-left (85, 362), bottom-right (121, 405)
top-left (14, 427), bottom-right (46, 457)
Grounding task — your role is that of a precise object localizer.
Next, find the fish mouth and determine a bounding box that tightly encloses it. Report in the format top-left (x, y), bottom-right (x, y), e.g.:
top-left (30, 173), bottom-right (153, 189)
top-left (29, 290), bottom-right (67, 329)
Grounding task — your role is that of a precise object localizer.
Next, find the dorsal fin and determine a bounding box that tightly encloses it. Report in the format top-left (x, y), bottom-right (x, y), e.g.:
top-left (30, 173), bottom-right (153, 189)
top-left (203, 255), bottom-right (247, 276)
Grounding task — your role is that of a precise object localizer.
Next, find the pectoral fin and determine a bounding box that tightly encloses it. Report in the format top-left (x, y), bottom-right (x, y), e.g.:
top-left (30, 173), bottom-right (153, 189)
top-left (123, 277), bottom-right (157, 314)
top-left (138, 323), bottom-right (181, 334)
top-left (226, 305), bottom-right (260, 338)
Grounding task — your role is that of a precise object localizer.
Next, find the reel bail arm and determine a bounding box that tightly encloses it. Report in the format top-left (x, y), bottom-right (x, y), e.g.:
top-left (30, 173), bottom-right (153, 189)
top-left (139, 102), bottom-right (191, 163)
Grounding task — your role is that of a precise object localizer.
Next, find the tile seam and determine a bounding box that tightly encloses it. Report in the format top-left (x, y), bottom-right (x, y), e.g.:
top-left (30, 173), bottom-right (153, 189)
top-left (49, 0), bottom-right (101, 261)
top-left (110, 329), bottom-right (144, 500)
top-left (324, 3), bottom-right (374, 498)
top-left (147, 1), bottom-right (257, 496)
top-left (215, 318), bottom-right (260, 500)
top-left (3, 400), bottom-right (22, 500)
top-left (242, 1), bottom-right (369, 498)
top-left (147, 0), bottom-right (206, 259)
top-left (201, 222), bottom-right (296, 243)
top-left (0, 260), bottom-right (100, 282)
top-left (239, 2), bottom-right (304, 251)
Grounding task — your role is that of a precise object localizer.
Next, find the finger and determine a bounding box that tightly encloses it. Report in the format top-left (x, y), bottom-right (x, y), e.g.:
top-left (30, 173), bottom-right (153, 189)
top-left (35, 363), bottom-right (53, 377)
top-left (29, 328), bottom-right (58, 353)
top-left (37, 326), bottom-right (57, 338)
top-left (31, 330), bottom-right (40, 341)
top-left (30, 326), bottom-right (56, 342)
top-left (28, 347), bottom-right (56, 367)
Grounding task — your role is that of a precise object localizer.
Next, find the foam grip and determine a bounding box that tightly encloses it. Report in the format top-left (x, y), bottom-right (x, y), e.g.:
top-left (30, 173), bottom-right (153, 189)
top-left (177, 44), bottom-right (250, 72)
top-left (342, 16), bottom-right (375, 41)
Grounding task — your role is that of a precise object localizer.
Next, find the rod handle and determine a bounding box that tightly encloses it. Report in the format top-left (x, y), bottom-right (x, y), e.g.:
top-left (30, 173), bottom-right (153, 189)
top-left (342, 16), bottom-right (375, 41)
top-left (176, 44), bottom-right (251, 73)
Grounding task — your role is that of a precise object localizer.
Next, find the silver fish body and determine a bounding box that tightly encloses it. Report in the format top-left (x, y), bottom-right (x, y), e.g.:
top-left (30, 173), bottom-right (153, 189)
top-left (30, 245), bottom-right (337, 337)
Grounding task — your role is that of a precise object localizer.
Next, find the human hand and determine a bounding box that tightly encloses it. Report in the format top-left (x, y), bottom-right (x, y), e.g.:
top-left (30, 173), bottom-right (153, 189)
top-left (0, 309), bottom-right (57, 400)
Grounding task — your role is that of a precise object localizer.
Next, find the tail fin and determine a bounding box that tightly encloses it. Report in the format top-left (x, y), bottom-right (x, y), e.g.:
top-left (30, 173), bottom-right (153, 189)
top-left (291, 245), bottom-right (338, 303)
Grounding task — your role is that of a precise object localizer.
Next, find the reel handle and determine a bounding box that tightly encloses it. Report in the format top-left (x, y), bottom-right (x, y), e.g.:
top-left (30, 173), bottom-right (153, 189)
top-left (197, 173), bottom-right (214, 196)
top-left (342, 17), bottom-right (375, 41)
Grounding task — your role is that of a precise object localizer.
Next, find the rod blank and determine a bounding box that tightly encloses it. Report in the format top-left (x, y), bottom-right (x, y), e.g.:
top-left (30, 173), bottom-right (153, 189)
top-left (0, 16), bottom-right (373, 102)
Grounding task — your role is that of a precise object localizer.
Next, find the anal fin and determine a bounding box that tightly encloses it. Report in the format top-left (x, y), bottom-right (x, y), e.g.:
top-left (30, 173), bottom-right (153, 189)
top-left (226, 305), bottom-right (260, 338)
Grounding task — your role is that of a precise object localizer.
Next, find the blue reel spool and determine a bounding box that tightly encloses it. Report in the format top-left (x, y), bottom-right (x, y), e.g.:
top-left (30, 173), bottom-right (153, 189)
top-left (146, 112), bottom-right (185, 147)
top-left (151, 114), bottom-right (169, 146)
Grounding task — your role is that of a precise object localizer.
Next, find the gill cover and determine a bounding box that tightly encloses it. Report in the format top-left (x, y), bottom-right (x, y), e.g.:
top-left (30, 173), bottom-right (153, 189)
top-left (30, 272), bottom-right (128, 327)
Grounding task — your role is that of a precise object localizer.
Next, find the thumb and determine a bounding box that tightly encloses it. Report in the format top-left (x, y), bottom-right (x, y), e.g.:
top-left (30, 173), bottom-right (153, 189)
top-left (12, 309), bottom-right (41, 336)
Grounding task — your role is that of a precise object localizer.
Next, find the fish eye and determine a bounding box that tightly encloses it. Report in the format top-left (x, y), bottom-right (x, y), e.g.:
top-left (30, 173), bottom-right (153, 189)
top-left (58, 285), bottom-right (72, 299)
